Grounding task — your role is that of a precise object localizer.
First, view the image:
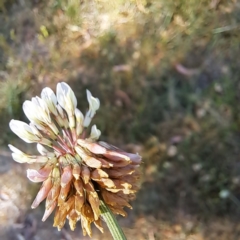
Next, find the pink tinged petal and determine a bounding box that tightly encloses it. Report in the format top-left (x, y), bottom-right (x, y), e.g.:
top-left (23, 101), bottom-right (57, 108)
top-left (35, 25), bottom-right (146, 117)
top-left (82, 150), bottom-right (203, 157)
top-left (77, 140), bottom-right (107, 154)
top-left (84, 157), bottom-right (102, 168)
top-left (60, 165), bottom-right (73, 187)
top-left (38, 165), bottom-right (52, 177)
top-left (31, 178), bottom-right (53, 209)
top-left (42, 201), bottom-right (57, 222)
top-left (103, 151), bottom-right (131, 161)
top-left (27, 169), bottom-right (49, 182)
top-left (121, 152), bottom-right (142, 165)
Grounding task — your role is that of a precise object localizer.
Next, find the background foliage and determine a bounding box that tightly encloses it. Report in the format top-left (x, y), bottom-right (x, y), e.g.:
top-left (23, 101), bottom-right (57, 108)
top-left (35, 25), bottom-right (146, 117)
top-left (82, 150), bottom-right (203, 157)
top-left (1, 0), bottom-right (240, 239)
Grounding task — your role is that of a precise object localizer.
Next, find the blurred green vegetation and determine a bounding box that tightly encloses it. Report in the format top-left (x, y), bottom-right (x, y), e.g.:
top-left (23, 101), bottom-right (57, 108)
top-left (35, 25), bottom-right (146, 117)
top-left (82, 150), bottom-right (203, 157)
top-left (1, 0), bottom-right (240, 236)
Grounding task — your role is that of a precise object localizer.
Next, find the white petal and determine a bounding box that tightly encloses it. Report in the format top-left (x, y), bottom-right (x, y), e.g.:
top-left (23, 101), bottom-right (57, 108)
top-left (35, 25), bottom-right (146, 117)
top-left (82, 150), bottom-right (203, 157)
top-left (56, 104), bottom-right (64, 118)
top-left (11, 153), bottom-right (28, 163)
top-left (37, 143), bottom-right (48, 155)
top-left (86, 90), bottom-right (100, 113)
top-left (75, 108), bottom-right (84, 123)
top-left (89, 125), bottom-right (101, 140)
top-left (56, 83), bottom-right (65, 109)
top-left (57, 82), bottom-right (77, 109)
top-left (9, 120), bottom-right (39, 143)
top-left (83, 90), bottom-right (100, 127)
top-left (41, 87), bottom-right (57, 105)
top-left (23, 100), bottom-right (43, 124)
top-left (29, 123), bottom-right (42, 138)
top-left (34, 97), bottom-right (51, 123)
top-left (37, 144), bottom-right (55, 157)
top-left (41, 88), bottom-right (58, 116)
top-left (8, 144), bottom-right (24, 154)
top-left (10, 120), bottom-right (30, 134)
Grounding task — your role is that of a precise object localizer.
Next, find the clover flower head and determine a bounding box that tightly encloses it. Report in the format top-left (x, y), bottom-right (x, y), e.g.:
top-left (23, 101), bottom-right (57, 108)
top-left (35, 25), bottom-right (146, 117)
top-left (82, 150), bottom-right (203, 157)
top-left (8, 82), bottom-right (141, 237)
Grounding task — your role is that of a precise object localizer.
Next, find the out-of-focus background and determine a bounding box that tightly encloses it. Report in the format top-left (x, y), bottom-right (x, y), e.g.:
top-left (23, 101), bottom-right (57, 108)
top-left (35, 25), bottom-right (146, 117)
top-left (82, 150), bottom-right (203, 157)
top-left (0, 0), bottom-right (240, 239)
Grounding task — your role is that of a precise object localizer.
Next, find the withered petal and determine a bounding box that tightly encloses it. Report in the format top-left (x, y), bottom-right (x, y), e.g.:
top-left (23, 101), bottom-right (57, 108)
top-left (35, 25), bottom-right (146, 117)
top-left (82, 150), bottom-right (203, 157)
top-left (91, 168), bottom-right (108, 180)
top-left (109, 205), bottom-right (127, 217)
top-left (72, 163), bottom-right (81, 179)
top-left (106, 188), bottom-right (136, 194)
top-left (94, 218), bottom-right (104, 233)
top-left (104, 166), bottom-right (136, 178)
top-left (94, 178), bottom-right (115, 188)
top-left (101, 189), bottom-right (132, 209)
top-left (84, 181), bottom-right (95, 192)
top-left (60, 165), bottom-right (73, 187)
top-left (81, 165), bottom-right (90, 184)
top-left (46, 184), bottom-right (61, 209)
top-left (87, 192), bottom-right (100, 220)
top-left (81, 203), bottom-right (94, 237)
top-left (97, 158), bottom-right (113, 168)
top-left (68, 209), bottom-right (79, 231)
top-left (59, 181), bottom-right (71, 201)
top-left (74, 178), bottom-right (84, 196)
top-left (42, 201), bottom-right (57, 222)
top-left (31, 178), bottom-right (53, 209)
top-left (105, 159), bottom-right (131, 168)
top-left (75, 194), bottom-right (84, 214)
top-left (53, 207), bottom-right (67, 230)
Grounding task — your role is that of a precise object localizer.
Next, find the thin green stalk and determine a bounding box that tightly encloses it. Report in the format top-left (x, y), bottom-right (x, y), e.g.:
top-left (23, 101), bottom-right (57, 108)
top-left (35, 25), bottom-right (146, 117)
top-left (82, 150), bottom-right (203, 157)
top-left (99, 200), bottom-right (127, 240)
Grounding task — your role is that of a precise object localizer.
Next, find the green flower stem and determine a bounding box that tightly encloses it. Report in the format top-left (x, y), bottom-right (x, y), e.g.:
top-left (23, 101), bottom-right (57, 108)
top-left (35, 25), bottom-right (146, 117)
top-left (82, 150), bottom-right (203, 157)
top-left (99, 200), bottom-right (127, 240)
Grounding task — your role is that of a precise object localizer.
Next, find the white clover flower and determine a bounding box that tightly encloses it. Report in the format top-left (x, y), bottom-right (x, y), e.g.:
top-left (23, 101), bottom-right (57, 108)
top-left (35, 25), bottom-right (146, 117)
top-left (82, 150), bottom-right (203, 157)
top-left (8, 82), bottom-right (141, 237)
